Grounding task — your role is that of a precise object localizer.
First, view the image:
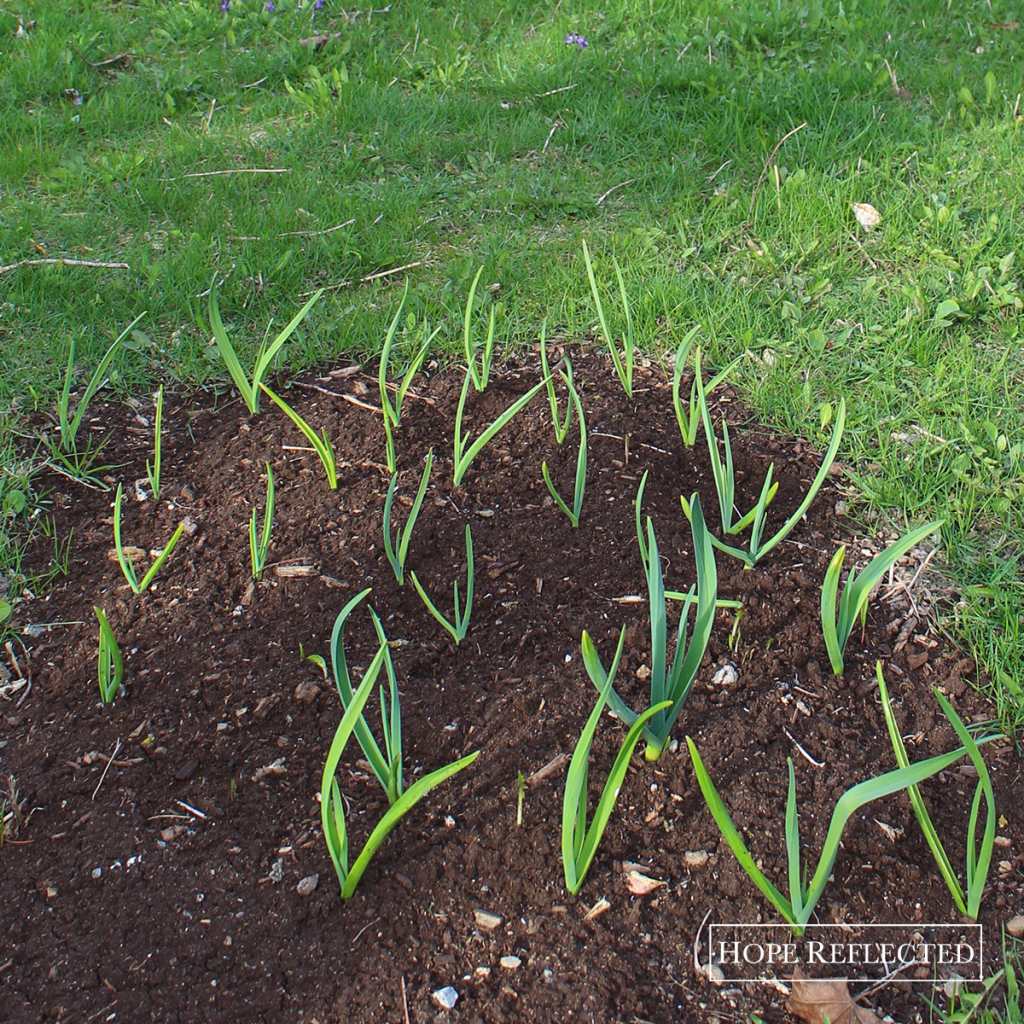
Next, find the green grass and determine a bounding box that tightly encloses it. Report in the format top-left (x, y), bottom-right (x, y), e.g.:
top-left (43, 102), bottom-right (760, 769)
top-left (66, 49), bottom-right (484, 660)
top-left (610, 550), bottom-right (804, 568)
top-left (1, 0), bottom-right (1022, 726)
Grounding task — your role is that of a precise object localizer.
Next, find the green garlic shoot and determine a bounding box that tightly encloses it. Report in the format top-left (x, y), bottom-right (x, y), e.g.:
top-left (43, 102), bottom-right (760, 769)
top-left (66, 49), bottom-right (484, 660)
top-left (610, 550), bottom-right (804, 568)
top-left (672, 338), bottom-right (741, 448)
top-left (464, 266), bottom-right (497, 393)
top-left (409, 525), bottom-right (474, 644)
top-left (877, 663), bottom-right (996, 920)
top-left (145, 385), bottom-right (164, 501)
top-left (539, 324), bottom-right (574, 444)
top-left (383, 449), bottom-right (433, 586)
top-left (563, 640), bottom-right (669, 895)
top-left (683, 398), bottom-right (846, 567)
top-left (379, 282), bottom-right (437, 472)
top-left (584, 496), bottom-right (717, 761)
top-left (321, 641), bottom-right (479, 899)
top-left (209, 281), bottom-right (324, 415)
top-left (541, 372), bottom-right (587, 527)
top-left (59, 313), bottom-right (144, 453)
top-left (113, 483), bottom-right (185, 594)
top-left (259, 382), bottom-right (338, 488)
top-left (821, 520), bottom-right (943, 674)
top-left (686, 734), bottom-right (974, 933)
top-left (249, 462), bottom-right (275, 580)
top-left (581, 240), bottom-right (634, 401)
top-left (94, 606), bottom-right (123, 704)
top-left (453, 369), bottom-right (550, 487)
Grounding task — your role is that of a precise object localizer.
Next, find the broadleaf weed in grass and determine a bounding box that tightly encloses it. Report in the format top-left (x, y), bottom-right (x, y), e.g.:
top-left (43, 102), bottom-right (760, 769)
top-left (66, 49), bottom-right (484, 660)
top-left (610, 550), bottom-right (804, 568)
top-left (686, 735), bottom-right (975, 932)
top-left (452, 368), bottom-right (551, 487)
top-left (583, 497), bottom-right (717, 760)
top-left (383, 449), bottom-right (433, 586)
top-left (684, 398), bottom-right (846, 567)
top-left (259, 382), bottom-right (337, 488)
top-left (94, 606), bottom-right (123, 703)
top-left (541, 373), bottom-right (586, 527)
top-left (113, 483), bottom-right (185, 594)
top-left (581, 240), bottom-right (634, 402)
top-left (409, 525), bottom-right (474, 644)
top-left (821, 520), bottom-right (943, 674)
top-left (209, 282), bottom-right (324, 415)
top-left (249, 462), bottom-right (275, 580)
top-left (563, 631), bottom-right (670, 895)
top-left (321, 641), bottom-right (478, 899)
top-left (145, 386), bottom-right (164, 500)
top-left (463, 266), bottom-right (496, 393)
top-left (877, 663), bottom-right (997, 920)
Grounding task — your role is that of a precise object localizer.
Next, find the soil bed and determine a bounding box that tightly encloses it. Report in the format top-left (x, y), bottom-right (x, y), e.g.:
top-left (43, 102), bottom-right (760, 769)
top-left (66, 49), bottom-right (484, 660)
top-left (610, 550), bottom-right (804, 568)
top-left (2, 350), bottom-right (1021, 1024)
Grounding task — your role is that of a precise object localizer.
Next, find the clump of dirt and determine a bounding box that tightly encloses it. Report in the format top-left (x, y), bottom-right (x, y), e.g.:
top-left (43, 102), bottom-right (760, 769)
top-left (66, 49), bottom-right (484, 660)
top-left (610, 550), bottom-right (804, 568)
top-left (1, 350), bottom-right (1020, 1024)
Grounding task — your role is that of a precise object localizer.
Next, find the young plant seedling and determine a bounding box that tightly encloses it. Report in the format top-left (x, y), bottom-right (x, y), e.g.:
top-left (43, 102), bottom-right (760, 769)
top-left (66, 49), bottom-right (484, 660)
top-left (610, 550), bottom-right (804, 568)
top-left (694, 365), bottom-right (779, 536)
top-left (113, 483), bottom-right (185, 594)
top-left (463, 266), bottom-right (496, 392)
top-left (259, 382), bottom-right (338, 488)
top-left (683, 397), bottom-right (846, 567)
top-left (383, 449), bottom-right (433, 586)
top-left (379, 283), bottom-right (439, 472)
top-left (686, 734), bottom-right (976, 933)
top-left (563, 643), bottom-right (670, 895)
top-left (539, 324), bottom-right (574, 444)
top-left (59, 313), bottom-right (145, 453)
top-left (94, 606), bottom-right (123, 704)
top-left (821, 520), bottom-right (943, 674)
top-left (409, 525), bottom-right (474, 644)
top-left (321, 641), bottom-right (478, 899)
top-left (877, 663), bottom-right (996, 920)
top-left (452, 370), bottom-right (551, 487)
top-left (541, 373), bottom-right (587, 527)
top-left (672, 339), bottom-right (741, 448)
top-left (583, 496), bottom-right (717, 761)
top-left (249, 462), bottom-right (275, 580)
top-left (209, 281), bottom-right (324, 414)
top-left (516, 770), bottom-right (526, 827)
top-left (145, 386), bottom-right (163, 500)
top-left (581, 240), bottom-right (634, 401)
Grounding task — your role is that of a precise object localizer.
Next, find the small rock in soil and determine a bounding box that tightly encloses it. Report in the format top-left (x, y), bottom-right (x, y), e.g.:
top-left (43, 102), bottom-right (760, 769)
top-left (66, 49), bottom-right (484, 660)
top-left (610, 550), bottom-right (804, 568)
top-left (294, 681), bottom-right (320, 702)
top-left (1007, 916), bottom-right (1024, 938)
top-left (683, 850), bottom-right (709, 870)
top-left (174, 757), bottom-right (199, 781)
top-left (500, 955), bottom-right (522, 970)
top-left (474, 909), bottom-right (503, 931)
top-left (712, 664), bottom-right (738, 687)
top-left (432, 986), bottom-right (459, 1009)
top-left (296, 874), bottom-right (319, 896)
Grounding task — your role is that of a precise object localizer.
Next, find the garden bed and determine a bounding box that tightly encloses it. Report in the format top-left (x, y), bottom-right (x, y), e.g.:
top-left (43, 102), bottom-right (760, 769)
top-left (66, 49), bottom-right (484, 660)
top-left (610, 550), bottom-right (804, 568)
top-left (2, 350), bottom-right (1020, 1024)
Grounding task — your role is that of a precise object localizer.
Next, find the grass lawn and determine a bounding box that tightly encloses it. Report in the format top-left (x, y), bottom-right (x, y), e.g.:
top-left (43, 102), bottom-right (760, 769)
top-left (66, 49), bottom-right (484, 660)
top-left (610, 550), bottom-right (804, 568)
top-left (1, 0), bottom-right (1022, 727)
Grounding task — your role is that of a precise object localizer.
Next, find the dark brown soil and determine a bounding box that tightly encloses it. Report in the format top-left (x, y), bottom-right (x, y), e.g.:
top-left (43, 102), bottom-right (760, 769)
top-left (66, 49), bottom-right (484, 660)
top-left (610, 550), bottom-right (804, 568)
top-left (2, 350), bottom-right (1021, 1024)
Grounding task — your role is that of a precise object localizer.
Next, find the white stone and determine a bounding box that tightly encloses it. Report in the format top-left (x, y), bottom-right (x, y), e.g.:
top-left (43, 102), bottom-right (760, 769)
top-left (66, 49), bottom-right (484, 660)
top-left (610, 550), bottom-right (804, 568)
top-left (712, 664), bottom-right (738, 687)
top-left (432, 986), bottom-right (459, 1010)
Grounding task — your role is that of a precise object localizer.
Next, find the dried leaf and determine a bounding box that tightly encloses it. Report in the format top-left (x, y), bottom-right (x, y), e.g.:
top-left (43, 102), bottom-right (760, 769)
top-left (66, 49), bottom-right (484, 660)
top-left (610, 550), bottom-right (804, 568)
top-left (583, 897), bottom-right (611, 921)
top-left (624, 869), bottom-right (666, 895)
top-left (851, 202), bottom-right (882, 231)
top-left (787, 968), bottom-right (879, 1024)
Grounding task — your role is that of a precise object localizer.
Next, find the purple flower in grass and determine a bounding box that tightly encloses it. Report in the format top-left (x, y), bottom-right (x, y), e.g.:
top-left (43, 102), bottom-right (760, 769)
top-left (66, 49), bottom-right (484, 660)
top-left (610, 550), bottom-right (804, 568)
top-left (314, 0), bottom-right (323, 8)
top-left (564, 32), bottom-right (589, 48)
top-left (221, 0), bottom-right (230, 10)
top-left (265, 1), bottom-right (274, 9)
